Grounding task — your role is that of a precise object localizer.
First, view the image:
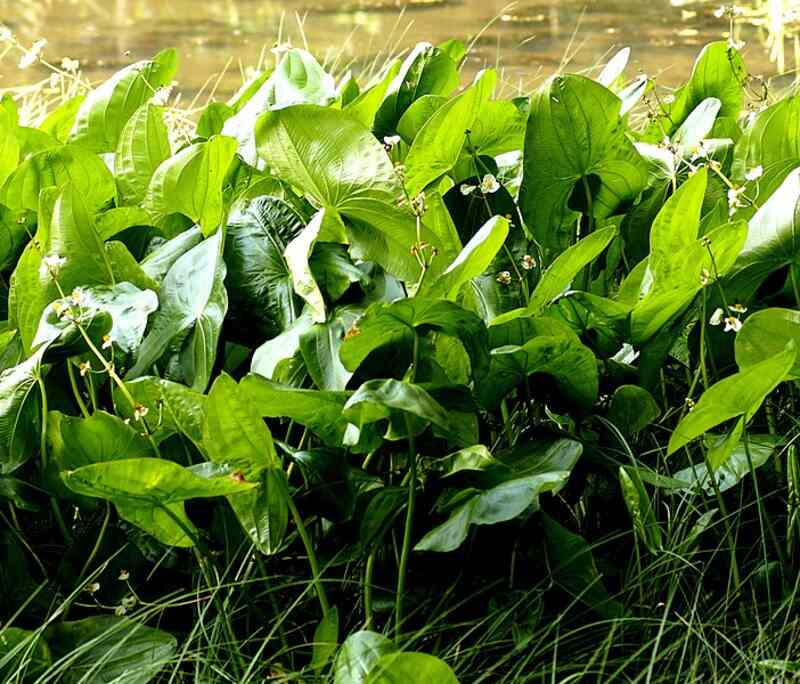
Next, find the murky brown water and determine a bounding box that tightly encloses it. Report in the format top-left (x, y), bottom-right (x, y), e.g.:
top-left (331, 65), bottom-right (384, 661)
top-left (0, 0), bottom-right (789, 98)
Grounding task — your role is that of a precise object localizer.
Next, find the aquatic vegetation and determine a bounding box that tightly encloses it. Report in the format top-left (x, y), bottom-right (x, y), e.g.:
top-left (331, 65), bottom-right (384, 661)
top-left (2, 32), bottom-right (800, 683)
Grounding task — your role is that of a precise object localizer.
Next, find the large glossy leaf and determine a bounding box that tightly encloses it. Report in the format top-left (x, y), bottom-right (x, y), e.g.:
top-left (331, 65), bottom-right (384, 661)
top-left (364, 652), bottom-right (459, 684)
top-left (222, 48), bottom-right (336, 166)
top-left (68, 49), bottom-right (177, 152)
top-left (334, 631), bottom-right (398, 684)
top-left (44, 615), bottom-right (176, 684)
top-left (229, 467), bottom-right (289, 555)
top-left (733, 96), bottom-right (800, 179)
top-left (645, 41), bottom-right (745, 140)
top-left (300, 305), bottom-right (363, 390)
top-left (0, 144), bottom-right (115, 214)
top-left (519, 74), bottom-right (648, 263)
top-left (224, 195), bottom-right (303, 339)
top-left (527, 225), bottom-right (618, 314)
top-left (339, 299), bottom-right (489, 378)
top-left (418, 215), bottom-right (509, 300)
top-left (0, 100), bottom-right (19, 190)
top-left (416, 470), bottom-right (570, 553)
top-left (0, 348), bottom-right (43, 474)
top-left (115, 103), bottom-right (171, 206)
top-left (127, 231), bottom-right (227, 392)
top-left (144, 136), bottom-right (237, 236)
top-left (403, 70), bottom-right (495, 197)
top-left (62, 458), bottom-right (255, 546)
top-left (373, 42), bottom-right (460, 137)
top-left (240, 374), bottom-right (352, 447)
top-left (668, 344), bottom-right (796, 455)
top-left (542, 514), bottom-right (624, 619)
top-left (115, 376), bottom-right (206, 449)
top-left (478, 317), bottom-right (597, 410)
top-left (255, 104), bottom-right (442, 281)
top-left (250, 310), bottom-right (314, 382)
top-left (631, 169), bottom-right (748, 342)
top-left (736, 308), bottom-right (800, 378)
top-left (8, 184), bottom-right (120, 351)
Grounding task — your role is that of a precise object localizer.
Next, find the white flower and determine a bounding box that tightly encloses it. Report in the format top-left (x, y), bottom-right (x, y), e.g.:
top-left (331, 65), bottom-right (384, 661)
top-left (480, 174), bottom-right (500, 194)
top-left (121, 595), bottom-right (137, 609)
top-left (727, 186), bottom-right (746, 215)
top-left (724, 315), bottom-right (743, 333)
top-left (70, 288), bottom-right (84, 305)
top-left (0, 26), bottom-right (13, 42)
top-left (460, 183), bottom-right (477, 196)
top-left (700, 267), bottom-right (712, 286)
top-left (85, 582), bottom-right (100, 594)
top-left (60, 56), bottom-right (79, 72)
top-left (521, 254), bottom-right (536, 270)
top-left (39, 254), bottom-right (67, 278)
top-left (383, 135), bottom-right (401, 148)
top-left (114, 605), bottom-right (127, 616)
top-left (270, 42), bottom-right (292, 56)
top-left (728, 37), bottom-right (746, 51)
top-left (729, 303), bottom-right (747, 314)
top-left (79, 362), bottom-right (91, 377)
top-left (709, 307), bottom-right (724, 326)
top-left (496, 270), bottom-right (512, 285)
top-left (745, 165), bottom-right (763, 182)
top-left (118, 570), bottom-right (130, 581)
top-left (49, 73), bottom-right (60, 89)
top-left (133, 404), bottom-right (149, 421)
top-left (102, 335), bottom-right (113, 350)
top-left (150, 82), bottom-right (175, 106)
top-left (713, 6), bottom-right (726, 18)
top-left (18, 38), bottom-right (46, 69)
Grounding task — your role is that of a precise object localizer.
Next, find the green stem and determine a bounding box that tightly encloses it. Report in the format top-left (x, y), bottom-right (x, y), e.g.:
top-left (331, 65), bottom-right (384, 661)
top-left (363, 550), bottom-right (376, 630)
top-left (77, 502), bottom-right (111, 582)
top-left (395, 415), bottom-right (417, 641)
top-left (67, 360), bottom-right (90, 418)
top-left (286, 495), bottom-right (330, 617)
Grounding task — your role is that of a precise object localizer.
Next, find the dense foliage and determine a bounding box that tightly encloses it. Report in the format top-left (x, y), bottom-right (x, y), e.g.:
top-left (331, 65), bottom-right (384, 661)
top-left (2, 35), bottom-right (800, 682)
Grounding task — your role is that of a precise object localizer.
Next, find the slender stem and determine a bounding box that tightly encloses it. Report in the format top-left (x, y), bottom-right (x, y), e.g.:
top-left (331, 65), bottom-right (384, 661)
top-left (286, 495), bottom-right (330, 617)
top-left (395, 415), bottom-right (417, 641)
top-left (77, 502), bottom-right (110, 581)
top-left (363, 550), bottom-right (376, 630)
top-left (67, 360), bottom-right (90, 418)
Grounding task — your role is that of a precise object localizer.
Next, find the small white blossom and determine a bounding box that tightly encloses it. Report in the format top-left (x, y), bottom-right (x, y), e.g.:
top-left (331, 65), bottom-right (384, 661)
top-left (727, 185), bottom-right (746, 215)
top-left (118, 570), bottom-right (130, 581)
top-left (521, 254), bottom-right (536, 270)
top-left (150, 82), bottom-right (175, 106)
top-left (383, 135), bottom-right (401, 148)
top-left (133, 404), bottom-right (149, 421)
top-left (85, 582), bottom-right (100, 594)
top-left (60, 56), bottom-right (79, 72)
top-left (745, 165), bottom-right (763, 182)
top-left (496, 270), bottom-right (512, 285)
top-left (70, 288), bottom-right (84, 305)
top-left (480, 174), bottom-right (500, 194)
top-left (0, 25), bottom-right (13, 42)
top-left (460, 183), bottom-right (477, 196)
top-left (18, 39), bottom-right (46, 69)
top-left (114, 605), bottom-right (127, 616)
top-left (724, 315), bottom-right (743, 333)
top-left (48, 73), bottom-right (60, 89)
top-left (79, 362), bottom-right (91, 377)
top-left (270, 42), bottom-right (292, 56)
top-left (709, 307), bottom-right (724, 326)
top-left (102, 335), bottom-right (113, 350)
top-left (700, 267), bottom-right (712, 286)
top-left (39, 254), bottom-right (67, 278)
top-left (729, 303), bottom-right (747, 314)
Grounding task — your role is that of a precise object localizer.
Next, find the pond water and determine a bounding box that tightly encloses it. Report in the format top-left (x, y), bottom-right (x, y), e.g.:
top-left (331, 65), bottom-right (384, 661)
top-left (0, 0), bottom-right (789, 98)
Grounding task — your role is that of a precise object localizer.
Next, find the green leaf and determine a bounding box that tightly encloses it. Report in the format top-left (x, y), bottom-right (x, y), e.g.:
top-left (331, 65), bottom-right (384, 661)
top-left (373, 42), bottom-right (460, 137)
top-left (416, 470), bottom-right (571, 553)
top-left (224, 194), bottom-right (304, 339)
top-left (0, 100), bottom-right (19, 190)
top-left (311, 606), bottom-right (339, 671)
top-left (619, 466), bottom-right (662, 553)
top-left (0, 205), bottom-right (34, 271)
top-left (645, 42), bottom-right (745, 140)
top-left (736, 308), bottom-right (800, 378)
top-left (478, 318), bottom-right (598, 411)
top-left (241, 374), bottom-right (352, 448)
top-left (48, 410), bottom-right (153, 471)
top-left (519, 74), bottom-right (648, 263)
top-left (672, 433), bottom-right (780, 494)
top-left (144, 135), bottom-right (237, 236)
top-left (203, 372), bottom-right (278, 479)
top-left (127, 231), bottom-right (227, 392)
top-left (68, 48), bottom-right (178, 152)
top-left (115, 377), bottom-right (206, 450)
top-left (251, 309), bottom-right (314, 382)
top-left (140, 226), bottom-right (203, 284)
top-left (63, 458), bottom-right (255, 547)
top-left (115, 103), bottom-right (171, 206)
top-left (343, 60), bottom-right (401, 129)
top-left (255, 104), bottom-right (442, 281)
top-left (608, 385), bottom-right (661, 434)
top-left (733, 95), bottom-right (800, 179)
top-left (1, 144), bottom-right (115, 214)
top-left (0, 627), bottom-right (51, 679)
top-left (404, 70), bottom-right (495, 197)
top-left (527, 225), bottom-right (618, 315)
top-left (228, 467), bottom-right (289, 554)
top-left (364, 652), bottom-right (459, 684)
top-left (343, 379), bottom-right (458, 443)
top-left (419, 215), bottom-right (509, 300)
top-left (0, 349), bottom-right (43, 474)
top-left (542, 513), bottom-right (624, 619)
top-left (300, 305), bottom-right (362, 390)
top-left (668, 344), bottom-right (796, 456)
top-left (466, 99), bottom-right (527, 157)
top-left (340, 299), bottom-right (489, 378)
top-left (44, 615), bottom-right (176, 684)
top-left (222, 48), bottom-right (336, 165)
top-left (334, 631), bottom-right (398, 684)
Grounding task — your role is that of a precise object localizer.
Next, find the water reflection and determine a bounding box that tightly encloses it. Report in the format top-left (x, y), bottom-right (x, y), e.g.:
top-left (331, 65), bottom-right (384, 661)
top-left (0, 0), bottom-right (793, 96)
